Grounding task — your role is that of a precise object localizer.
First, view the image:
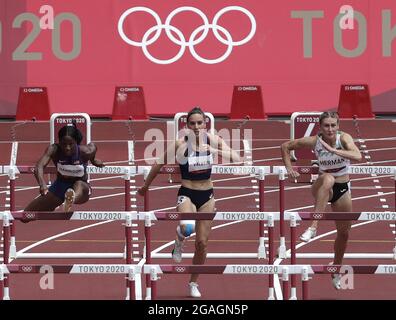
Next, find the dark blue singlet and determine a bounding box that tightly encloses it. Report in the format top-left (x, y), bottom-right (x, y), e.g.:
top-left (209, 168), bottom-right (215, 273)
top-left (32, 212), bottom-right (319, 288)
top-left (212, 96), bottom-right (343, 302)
top-left (49, 145), bottom-right (89, 200)
top-left (179, 137), bottom-right (213, 181)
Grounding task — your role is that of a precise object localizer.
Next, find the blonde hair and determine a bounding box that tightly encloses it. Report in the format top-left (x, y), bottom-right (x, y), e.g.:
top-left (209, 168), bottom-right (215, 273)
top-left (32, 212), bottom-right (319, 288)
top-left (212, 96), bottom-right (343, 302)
top-left (319, 111), bottom-right (339, 125)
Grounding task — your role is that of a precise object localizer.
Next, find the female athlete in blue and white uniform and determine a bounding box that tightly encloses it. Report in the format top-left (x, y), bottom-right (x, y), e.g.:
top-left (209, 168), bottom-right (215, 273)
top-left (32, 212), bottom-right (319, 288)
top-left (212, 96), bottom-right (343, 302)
top-left (281, 111), bottom-right (362, 289)
top-left (138, 107), bottom-right (240, 297)
top-left (25, 122), bottom-right (104, 213)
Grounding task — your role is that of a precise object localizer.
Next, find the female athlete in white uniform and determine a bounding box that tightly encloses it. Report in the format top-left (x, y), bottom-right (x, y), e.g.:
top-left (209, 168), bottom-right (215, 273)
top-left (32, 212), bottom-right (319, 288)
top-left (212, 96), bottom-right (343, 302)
top-left (281, 111), bottom-right (362, 289)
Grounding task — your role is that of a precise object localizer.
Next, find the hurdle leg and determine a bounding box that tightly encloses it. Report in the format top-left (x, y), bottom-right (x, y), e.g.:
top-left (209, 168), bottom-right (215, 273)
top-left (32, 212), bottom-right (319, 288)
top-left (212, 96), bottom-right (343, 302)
top-left (150, 267), bottom-right (158, 300)
top-left (282, 267), bottom-right (289, 300)
top-left (2, 212), bottom-right (11, 300)
top-left (278, 170), bottom-right (287, 259)
top-left (127, 268), bottom-right (136, 301)
top-left (125, 213), bottom-right (134, 300)
top-left (144, 210), bottom-right (153, 300)
top-left (394, 173), bottom-right (396, 260)
top-left (9, 176), bottom-right (17, 259)
top-left (124, 170), bottom-right (132, 299)
top-left (394, 171), bottom-right (396, 209)
top-left (0, 265), bottom-right (4, 300)
top-left (267, 213), bottom-right (275, 300)
top-left (301, 267), bottom-right (309, 300)
top-left (258, 173), bottom-right (266, 259)
top-left (290, 213), bottom-right (297, 300)
top-left (124, 174), bottom-right (131, 212)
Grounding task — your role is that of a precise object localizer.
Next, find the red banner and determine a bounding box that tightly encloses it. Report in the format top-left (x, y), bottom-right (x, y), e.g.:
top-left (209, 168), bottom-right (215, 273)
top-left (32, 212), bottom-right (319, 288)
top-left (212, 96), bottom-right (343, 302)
top-left (1, 0), bottom-right (396, 118)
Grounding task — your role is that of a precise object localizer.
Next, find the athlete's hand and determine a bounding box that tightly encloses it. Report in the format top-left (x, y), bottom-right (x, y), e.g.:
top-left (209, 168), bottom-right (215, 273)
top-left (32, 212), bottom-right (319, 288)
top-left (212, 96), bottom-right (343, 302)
top-left (286, 167), bottom-right (300, 180)
top-left (39, 185), bottom-right (48, 196)
top-left (137, 185), bottom-right (148, 196)
top-left (318, 137), bottom-right (335, 153)
top-left (201, 144), bottom-right (218, 155)
top-left (92, 158), bottom-right (105, 168)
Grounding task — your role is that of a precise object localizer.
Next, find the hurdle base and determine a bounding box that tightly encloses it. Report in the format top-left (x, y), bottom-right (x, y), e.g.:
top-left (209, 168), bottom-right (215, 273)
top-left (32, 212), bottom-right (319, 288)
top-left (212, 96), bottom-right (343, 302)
top-left (289, 287), bottom-right (297, 300)
top-left (268, 288), bottom-right (275, 300)
top-left (3, 287), bottom-right (10, 300)
top-left (257, 245), bottom-right (267, 259)
top-left (145, 288), bottom-right (152, 300)
top-left (9, 239), bottom-right (17, 259)
top-left (277, 245), bottom-right (287, 259)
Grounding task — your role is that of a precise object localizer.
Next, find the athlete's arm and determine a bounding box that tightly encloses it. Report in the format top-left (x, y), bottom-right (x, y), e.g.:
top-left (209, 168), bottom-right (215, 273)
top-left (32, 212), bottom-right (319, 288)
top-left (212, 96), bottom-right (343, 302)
top-left (138, 140), bottom-right (180, 196)
top-left (280, 136), bottom-right (317, 178)
top-left (324, 133), bottom-right (362, 161)
top-left (34, 144), bottom-right (57, 195)
top-left (210, 135), bottom-right (240, 163)
top-left (81, 143), bottom-right (105, 167)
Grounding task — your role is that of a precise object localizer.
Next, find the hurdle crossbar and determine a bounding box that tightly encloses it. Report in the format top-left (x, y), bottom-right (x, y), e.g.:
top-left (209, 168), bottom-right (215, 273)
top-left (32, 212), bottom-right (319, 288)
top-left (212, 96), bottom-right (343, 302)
top-left (138, 165), bottom-right (271, 176)
top-left (272, 165), bottom-right (396, 175)
top-left (2, 264), bottom-right (137, 274)
top-left (15, 253), bottom-right (133, 259)
top-left (1, 211), bottom-right (137, 221)
top-left (2, 165), bottom-right (136, 175)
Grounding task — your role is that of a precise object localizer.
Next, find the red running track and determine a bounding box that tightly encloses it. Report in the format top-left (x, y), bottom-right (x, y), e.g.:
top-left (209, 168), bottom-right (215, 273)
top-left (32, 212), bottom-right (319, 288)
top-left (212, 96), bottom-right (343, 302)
top-left (0, 118), bottom-right (395, 299)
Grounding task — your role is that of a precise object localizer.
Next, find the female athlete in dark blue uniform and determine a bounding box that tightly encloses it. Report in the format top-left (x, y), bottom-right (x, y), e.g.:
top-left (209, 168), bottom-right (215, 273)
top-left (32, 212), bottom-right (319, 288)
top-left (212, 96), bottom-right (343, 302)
top-left (138, 107), bottom-right (240, 297)
top-left (25, 122), bottom-right (104, 213)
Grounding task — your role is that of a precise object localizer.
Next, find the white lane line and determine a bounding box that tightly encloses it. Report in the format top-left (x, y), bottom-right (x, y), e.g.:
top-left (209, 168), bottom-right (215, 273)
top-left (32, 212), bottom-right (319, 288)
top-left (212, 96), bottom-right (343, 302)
top-left (361, 137), bottom-right (396, 142)
top-left (14, 221), bottom-right (113, 256)
top-left (354, 159), bottom-right (396, 165)
top-left (365, 147), bottom-right (396, 153)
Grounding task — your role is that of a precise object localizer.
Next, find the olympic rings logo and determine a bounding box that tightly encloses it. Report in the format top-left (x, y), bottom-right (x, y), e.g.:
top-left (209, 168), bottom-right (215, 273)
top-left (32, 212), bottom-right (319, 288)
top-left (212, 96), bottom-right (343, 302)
top-left (312, 213), bottom-right (323, 220)
top-left (118, 6), bottom-right (256, 64)
top-left (165, 167), bottom-right (176, 173)
top-left (168, 213), bottom-right (180, 220)
top-left (21, 266), bottom-right (33, 273)
top-left (300, 168), bottom-right (310, 174)
top-left (327, 266), bottom-right (337, 273)
top-left (174, 267), bottom-right (186, 273)
top-left (24, 212), bottom-right (36, 219)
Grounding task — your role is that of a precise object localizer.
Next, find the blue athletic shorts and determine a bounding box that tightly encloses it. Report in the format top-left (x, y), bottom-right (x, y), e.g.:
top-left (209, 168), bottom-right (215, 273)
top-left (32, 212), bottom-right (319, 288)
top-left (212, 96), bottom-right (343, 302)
top-left (49, 179), bottom-right (90, 201)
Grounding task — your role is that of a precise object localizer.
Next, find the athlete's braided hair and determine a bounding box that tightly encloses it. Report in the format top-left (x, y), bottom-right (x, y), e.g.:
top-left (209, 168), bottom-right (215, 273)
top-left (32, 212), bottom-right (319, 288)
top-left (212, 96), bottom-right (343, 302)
top-left (58, 120), bottom-right (83, 145)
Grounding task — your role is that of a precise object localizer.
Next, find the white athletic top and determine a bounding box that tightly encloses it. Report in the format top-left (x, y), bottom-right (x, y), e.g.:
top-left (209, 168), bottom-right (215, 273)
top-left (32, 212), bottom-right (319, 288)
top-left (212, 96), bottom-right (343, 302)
top-left (314, 132), bottom-right (350, 177)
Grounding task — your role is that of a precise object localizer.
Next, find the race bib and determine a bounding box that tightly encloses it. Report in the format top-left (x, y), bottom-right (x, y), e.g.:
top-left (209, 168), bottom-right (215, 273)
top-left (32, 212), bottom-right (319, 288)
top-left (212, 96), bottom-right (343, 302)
top-left (188, 154), bottom-right (213, 172)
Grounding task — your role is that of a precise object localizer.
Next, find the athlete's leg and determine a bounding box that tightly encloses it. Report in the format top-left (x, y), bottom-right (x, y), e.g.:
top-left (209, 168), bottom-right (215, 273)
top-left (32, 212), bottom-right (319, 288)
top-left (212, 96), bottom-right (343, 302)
top-left (63, 180), bottom-right (90, 212)
top-left (312, 173), bottom-right (335, 221)
top-left (331, 191), bottom-right (352, 264)
top-left (300, 173), bottom-right (335, 241)
top-left (72, 180), bottom-right (91, 204)
top-left (24, 192), bottom-right (63, 212)
top-left (176, 196), bottom-right (196, 240)
top-left (171, 196), bottom-right (196, 263)
top-left (190, 197), bottom-right (215, 284)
